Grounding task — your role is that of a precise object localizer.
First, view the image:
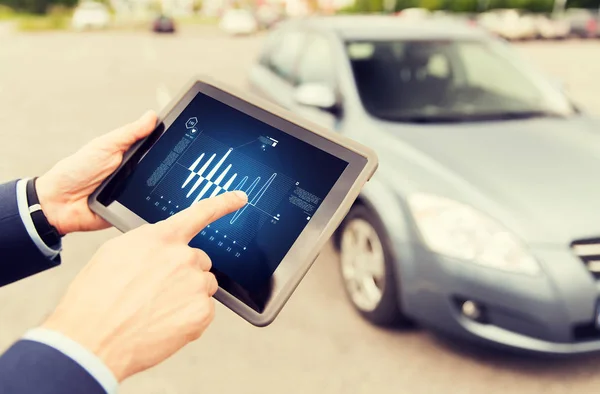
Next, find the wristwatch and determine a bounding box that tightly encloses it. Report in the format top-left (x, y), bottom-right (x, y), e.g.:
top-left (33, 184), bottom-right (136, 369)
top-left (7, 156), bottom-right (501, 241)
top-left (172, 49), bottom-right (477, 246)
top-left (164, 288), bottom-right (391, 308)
top-left (26, 177), bottom-right (63, 249)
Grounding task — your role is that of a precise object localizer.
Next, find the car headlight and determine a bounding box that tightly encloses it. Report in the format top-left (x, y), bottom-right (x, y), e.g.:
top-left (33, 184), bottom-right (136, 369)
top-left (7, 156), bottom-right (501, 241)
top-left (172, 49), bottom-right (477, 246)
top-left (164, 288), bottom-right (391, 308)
top-left (408, 193), bottom-right (541, 276)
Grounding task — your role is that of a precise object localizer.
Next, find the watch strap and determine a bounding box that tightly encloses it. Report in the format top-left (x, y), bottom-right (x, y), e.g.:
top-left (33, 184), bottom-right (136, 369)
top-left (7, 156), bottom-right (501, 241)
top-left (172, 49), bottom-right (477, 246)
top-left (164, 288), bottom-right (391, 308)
top-left (26, 178), bottom-right (62, 249)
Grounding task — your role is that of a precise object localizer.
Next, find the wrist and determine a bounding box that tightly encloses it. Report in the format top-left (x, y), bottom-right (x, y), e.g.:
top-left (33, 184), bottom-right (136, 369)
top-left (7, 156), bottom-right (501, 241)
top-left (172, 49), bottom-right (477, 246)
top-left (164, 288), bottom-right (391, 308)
top-left (22, 327), bottom-right (119, 394)
top-left (35, 175), bottom-right (66, 236)
top-left (42, 312), bottom-right (131, 382)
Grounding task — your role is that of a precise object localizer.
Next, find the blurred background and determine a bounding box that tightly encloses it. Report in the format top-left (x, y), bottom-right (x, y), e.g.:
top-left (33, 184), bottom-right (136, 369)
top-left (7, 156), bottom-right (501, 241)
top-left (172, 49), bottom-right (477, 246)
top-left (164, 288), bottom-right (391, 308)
top-left (1, 0), bottom-right (600, 393)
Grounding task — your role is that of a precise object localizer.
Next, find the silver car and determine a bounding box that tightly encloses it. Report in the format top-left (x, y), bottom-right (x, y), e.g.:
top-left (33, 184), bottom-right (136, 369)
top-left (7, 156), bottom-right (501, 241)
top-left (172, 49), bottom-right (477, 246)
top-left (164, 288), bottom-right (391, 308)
top-left (248, 16), bottom-right (600, 354)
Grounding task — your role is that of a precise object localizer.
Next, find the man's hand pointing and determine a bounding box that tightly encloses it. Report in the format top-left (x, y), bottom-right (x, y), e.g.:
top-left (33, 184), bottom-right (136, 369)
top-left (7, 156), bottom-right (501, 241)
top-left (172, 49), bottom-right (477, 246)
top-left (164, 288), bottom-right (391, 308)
top-left (42, 190), bottom-right (247, 382)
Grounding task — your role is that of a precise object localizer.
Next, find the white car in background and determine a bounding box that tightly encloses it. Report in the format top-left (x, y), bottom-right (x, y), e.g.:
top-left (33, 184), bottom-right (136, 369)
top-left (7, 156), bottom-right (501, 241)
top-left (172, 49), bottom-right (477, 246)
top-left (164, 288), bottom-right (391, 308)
top-left (396, 7), bottom-right (431, 20)
top-left (219, 9), bottom-right (258, 35)
top-left (478, 9), bottom-right (537, 40)
top-left (71, 1), bottom-right (110, 30)
top-left (534, 14), bottom-right (570, 39)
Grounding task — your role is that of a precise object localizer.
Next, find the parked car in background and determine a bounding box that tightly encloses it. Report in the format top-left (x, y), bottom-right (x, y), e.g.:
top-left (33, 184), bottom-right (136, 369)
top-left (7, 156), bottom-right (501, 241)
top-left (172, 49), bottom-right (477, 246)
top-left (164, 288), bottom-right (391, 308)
top-left (71, 1), bottom-right (110, 30)
top-left (533, 13), bottom-right (570, 39)
top-left (152, 15), bottom-right (176, 33)
top-left (564, 8), bottom-right (599, 38)
top-left (396, 7), bottom-right (431, 20)
top-left (219, 8), bottom-right (258, 35)
top-left (431, 11), bottom-right (478, 27)
top-left (477, 9), bottom-right (537, 40)
top-left (255, 4), bottom-right (284, 29)
top-left (249, 16), bottom-right (600, 354)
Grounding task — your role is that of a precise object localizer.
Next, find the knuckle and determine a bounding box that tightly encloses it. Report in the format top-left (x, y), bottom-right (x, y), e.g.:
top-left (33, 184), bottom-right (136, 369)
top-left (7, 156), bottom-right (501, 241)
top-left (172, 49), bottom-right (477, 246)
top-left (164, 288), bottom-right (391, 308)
top-left (205, 272), bottom-right (218, 295)
top-left (195, 272), bottom-right (209, 292)
top-left (185, 320), bottom-right (203, 342)
top-left (196, 249), bottom-right (212, 270)
top-left (189, 299), bottom-right (215, 333)
top-left (196, 298), bottom-right (215, 325)
top-left (178, 247), bottom-right (197, 266)
top-left (188, 329), bottom-right (202, 342)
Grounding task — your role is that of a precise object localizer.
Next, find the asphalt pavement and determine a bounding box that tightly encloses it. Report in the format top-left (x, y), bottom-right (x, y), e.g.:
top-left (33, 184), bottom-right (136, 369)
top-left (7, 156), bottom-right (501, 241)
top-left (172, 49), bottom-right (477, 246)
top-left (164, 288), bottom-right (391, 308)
top-left (1, 27), bottom-right (600, 394)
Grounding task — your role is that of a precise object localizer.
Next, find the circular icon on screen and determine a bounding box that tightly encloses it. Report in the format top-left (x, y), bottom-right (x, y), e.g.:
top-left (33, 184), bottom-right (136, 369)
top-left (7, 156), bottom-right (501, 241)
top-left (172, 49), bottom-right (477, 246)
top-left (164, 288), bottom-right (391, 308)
top-left (186, 117), bottom-right (198, 129)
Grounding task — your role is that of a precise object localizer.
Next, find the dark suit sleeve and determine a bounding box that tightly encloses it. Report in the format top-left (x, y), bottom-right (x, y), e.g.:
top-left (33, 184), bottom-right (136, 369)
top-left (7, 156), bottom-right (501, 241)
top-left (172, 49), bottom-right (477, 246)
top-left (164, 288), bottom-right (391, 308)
top-left (0, 180), bottom-right (60, 287)
top-left (0, 340), bottom-right (106, 394)
top-left (0, 182), bottom-right (108, 393)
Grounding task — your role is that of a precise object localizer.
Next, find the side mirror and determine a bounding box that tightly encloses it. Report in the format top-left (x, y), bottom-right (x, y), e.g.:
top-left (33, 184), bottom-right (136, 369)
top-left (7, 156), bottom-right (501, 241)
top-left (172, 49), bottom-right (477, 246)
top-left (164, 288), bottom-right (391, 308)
top-left (294, 83), bottom-right (338, 112)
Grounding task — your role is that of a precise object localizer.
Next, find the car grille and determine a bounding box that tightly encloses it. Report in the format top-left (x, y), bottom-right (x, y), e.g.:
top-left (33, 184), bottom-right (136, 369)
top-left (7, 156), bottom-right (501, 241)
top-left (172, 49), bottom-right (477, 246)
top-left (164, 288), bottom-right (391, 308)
top-left (572, 238), bottom-right (600, 279)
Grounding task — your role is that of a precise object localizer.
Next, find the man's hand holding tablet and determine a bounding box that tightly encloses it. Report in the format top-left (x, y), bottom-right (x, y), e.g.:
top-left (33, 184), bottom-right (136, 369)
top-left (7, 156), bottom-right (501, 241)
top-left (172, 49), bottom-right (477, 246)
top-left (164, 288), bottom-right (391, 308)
top-left (89, 76), bottom-right (378, 326)
top-left (43, 190), bottom-right (247, 382)
top-left (0, 77), bottom-right (374, 393)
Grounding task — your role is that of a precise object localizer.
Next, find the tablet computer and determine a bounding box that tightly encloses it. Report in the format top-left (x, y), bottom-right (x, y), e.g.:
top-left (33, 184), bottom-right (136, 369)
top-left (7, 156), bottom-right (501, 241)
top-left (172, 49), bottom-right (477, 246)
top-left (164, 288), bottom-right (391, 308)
top-left (89, 77), bottom-right (378, 326)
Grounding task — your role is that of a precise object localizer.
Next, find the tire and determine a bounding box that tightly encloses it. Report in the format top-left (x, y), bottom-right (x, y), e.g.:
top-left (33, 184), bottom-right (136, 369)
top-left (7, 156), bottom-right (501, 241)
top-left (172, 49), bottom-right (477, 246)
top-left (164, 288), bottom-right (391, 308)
top-left (337, 204), bottom-right (412, 327)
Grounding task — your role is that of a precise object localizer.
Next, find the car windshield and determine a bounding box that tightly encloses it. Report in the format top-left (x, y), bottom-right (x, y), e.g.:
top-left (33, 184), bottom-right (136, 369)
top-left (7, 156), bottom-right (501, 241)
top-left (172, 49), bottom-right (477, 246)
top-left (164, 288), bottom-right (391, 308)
top-left (346, 39), bottom-right (576, 123)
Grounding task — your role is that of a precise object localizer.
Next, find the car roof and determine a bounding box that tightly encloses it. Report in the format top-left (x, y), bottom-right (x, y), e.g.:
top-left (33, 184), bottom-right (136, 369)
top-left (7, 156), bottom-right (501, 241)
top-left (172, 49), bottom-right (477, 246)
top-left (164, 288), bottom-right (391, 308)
top-left (282, 16), bottom-right (489, 41)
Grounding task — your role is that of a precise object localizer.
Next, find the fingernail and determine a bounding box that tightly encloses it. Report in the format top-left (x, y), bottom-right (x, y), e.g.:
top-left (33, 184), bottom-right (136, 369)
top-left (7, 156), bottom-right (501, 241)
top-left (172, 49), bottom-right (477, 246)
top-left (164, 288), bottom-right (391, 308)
top-left (233, 190), bottom-right (248, 202)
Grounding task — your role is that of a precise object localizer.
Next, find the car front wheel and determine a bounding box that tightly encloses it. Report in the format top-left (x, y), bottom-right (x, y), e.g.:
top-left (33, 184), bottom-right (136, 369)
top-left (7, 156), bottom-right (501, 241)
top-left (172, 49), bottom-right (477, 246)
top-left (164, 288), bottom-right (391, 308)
top-left (338, 205), bottom-right (412, 327)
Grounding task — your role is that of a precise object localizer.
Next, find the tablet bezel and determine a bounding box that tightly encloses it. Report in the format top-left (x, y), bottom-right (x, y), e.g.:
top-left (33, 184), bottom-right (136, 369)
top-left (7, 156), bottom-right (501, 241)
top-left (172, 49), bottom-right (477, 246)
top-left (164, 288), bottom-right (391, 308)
top-left (89, 76), bottom-right (378, 326)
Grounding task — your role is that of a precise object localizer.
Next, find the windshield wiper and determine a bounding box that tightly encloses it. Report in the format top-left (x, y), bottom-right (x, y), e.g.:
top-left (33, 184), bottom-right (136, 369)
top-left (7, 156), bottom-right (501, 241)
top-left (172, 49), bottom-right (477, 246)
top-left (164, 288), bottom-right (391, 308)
top-left (377, 110), bottom-right (565, 124)
top-left (482, 110), bottom-right (565, 121)
top-left (375, 114), bottom-right (467, 123)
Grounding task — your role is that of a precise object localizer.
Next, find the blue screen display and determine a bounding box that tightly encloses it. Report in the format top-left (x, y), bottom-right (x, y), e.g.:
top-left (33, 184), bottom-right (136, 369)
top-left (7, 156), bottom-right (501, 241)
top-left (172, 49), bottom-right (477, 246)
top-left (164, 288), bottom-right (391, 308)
top-left (116, 92), bottom-right (348, 298)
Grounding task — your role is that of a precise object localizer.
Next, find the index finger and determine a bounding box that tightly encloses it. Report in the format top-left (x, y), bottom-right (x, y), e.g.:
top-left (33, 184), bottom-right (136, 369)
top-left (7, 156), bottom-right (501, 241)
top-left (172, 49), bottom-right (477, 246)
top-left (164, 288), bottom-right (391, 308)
top-left (161, 190), bottom-right (247, 242)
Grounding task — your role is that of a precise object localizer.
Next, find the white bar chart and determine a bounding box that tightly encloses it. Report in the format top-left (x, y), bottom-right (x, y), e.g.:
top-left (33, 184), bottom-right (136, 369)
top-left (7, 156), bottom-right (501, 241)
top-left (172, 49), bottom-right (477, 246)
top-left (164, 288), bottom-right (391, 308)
top-left (181, 147), bottom-right (278, 224)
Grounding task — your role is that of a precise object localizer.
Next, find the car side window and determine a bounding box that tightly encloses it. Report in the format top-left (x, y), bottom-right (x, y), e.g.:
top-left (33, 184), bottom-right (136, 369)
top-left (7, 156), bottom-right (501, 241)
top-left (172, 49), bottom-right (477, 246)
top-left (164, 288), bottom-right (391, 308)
top-left (264, 30), bottom-right (307, 83)
top-left (296, 35), bottom-right (335, 87)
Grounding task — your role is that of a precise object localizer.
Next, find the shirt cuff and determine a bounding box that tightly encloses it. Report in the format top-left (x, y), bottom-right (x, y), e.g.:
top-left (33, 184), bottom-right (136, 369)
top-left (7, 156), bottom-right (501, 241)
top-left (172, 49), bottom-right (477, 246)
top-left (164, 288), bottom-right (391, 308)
top-left (16, 178), bottom-right (62, 259)
top-left (22, 328), bottom-right (118, 394)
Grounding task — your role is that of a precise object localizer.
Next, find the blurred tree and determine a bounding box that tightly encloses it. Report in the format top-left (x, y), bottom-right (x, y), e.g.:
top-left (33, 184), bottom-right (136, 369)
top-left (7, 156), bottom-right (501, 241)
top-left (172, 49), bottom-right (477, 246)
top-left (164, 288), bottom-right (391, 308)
top-left (529, 0), bottom-right (553, 11)
top-left (192, 0), bottom-right (202, 13)
top-left (567, 0), bottom-right (600, 7)
top-left (485, 0), bottom-right (553, 10)
top-left (350, 0), bottom-right (385, 12)
top-left (23, 0), bottom-right (50, 13)
top-left (336, 0), bottom-right (596, 14)
top-left (394, 0), bottom-right (418, 9)
top-left (0, 0), bottom-right (76, 14)
top-left (420, 0), bottom-right (444, 9)
top-left (444, 0), bottom-right (479, 11)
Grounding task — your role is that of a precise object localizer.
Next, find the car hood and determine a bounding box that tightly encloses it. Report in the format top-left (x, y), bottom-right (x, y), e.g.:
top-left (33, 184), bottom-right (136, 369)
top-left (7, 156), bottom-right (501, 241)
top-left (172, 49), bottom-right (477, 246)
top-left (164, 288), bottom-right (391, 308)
top-left (372, 116), bottom-right (600, 245)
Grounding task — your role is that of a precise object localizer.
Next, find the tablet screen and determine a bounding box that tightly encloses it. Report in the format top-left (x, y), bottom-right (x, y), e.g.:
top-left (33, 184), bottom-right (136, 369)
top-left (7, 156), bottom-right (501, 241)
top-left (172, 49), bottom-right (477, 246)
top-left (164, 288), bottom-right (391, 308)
top-left (107, 92), bottom-right (348, 311)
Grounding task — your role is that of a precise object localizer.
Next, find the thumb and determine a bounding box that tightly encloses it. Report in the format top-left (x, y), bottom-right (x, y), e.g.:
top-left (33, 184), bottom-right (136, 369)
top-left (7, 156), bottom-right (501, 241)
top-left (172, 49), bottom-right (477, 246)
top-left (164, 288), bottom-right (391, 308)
top-left (102, 111), bottom-right (158, 152)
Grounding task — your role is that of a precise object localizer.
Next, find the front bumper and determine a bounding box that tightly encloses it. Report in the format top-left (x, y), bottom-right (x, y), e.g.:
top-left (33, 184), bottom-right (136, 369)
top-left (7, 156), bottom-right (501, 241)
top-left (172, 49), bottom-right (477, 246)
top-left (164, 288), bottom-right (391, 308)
top-left (399, 244), bottom-right (600, 354)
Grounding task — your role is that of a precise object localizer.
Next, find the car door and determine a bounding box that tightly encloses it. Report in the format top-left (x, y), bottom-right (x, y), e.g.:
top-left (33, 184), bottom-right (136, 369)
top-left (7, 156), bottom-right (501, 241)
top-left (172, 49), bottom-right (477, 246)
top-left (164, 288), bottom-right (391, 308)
top-left (289, 33), bottom-right (340, 131)
top-left (248, 27), bottom-right (308, 110)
